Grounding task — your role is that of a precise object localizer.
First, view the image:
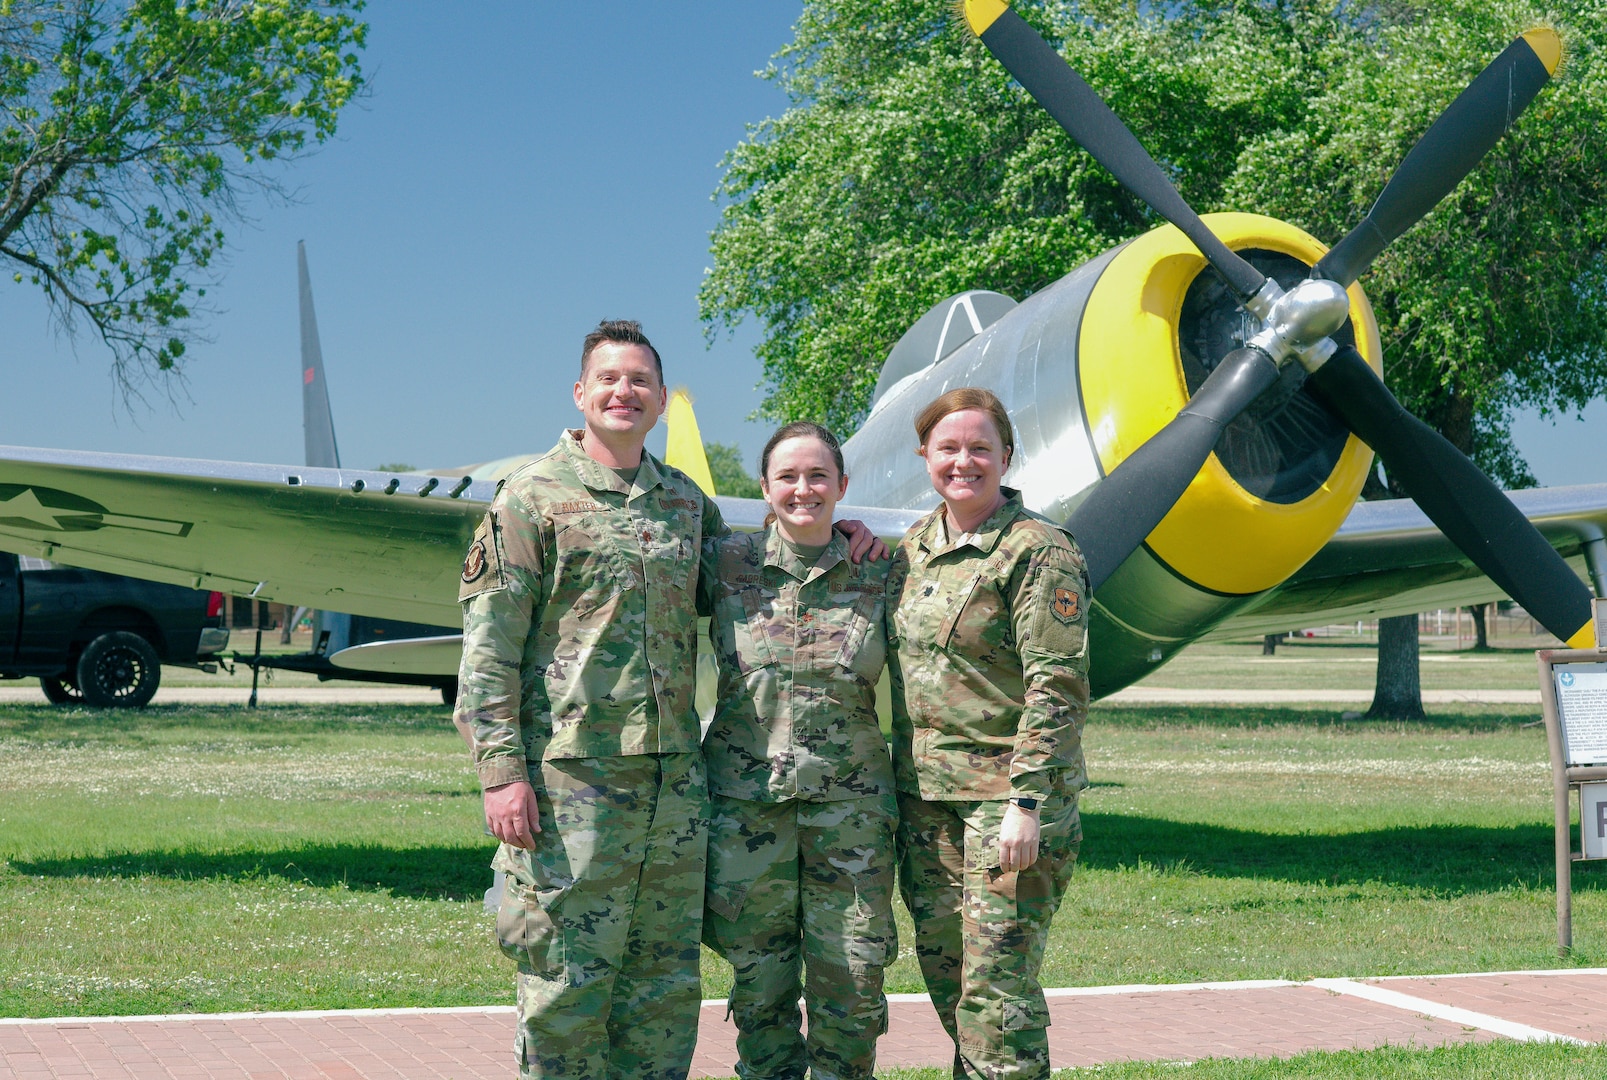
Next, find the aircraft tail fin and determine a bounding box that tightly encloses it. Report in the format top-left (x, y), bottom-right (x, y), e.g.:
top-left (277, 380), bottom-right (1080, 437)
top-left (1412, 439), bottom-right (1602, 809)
top-left (299, 241), bottom-right (341, 470)
top-left (664, 388), bottom-right (717, 497)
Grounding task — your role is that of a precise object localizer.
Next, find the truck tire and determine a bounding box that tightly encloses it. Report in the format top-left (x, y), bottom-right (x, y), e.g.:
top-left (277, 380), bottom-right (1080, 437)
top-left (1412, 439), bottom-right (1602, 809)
top-left (76, 631), bottom-right (161, 708)
top-left (440, 678), bottom-right (459, 708)
top-left (40, 675), bottom-right (84, 705)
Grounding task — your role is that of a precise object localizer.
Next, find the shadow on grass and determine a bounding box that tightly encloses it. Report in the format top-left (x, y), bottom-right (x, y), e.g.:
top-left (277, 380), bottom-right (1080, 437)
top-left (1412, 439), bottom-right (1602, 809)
top-left (19, 818), bottom-right (1599, 903)
top-left (13, 842), bottom-right (494, 902)
top-left (1081, 813), bottom-right (1601, 895)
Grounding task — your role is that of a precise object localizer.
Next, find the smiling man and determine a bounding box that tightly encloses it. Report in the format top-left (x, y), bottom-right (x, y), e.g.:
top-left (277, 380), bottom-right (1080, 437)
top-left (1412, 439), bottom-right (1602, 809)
top-left (455, 319), bottom-right (726, 1080)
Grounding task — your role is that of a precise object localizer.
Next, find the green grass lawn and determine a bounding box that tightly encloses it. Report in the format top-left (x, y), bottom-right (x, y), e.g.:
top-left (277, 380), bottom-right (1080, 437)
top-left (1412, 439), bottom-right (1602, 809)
top-left (2, 667), bottom-right (1601, 1074)
top-left (883, 1041), bottom-right (1607, 1077)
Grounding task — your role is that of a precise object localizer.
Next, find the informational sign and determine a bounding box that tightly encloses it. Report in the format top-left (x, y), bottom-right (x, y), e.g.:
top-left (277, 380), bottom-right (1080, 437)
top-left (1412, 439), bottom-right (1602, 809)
top-left (1554, 662), bottom-right (1607, 766)
top-left (1584, 783), bottom-right (1607, 861)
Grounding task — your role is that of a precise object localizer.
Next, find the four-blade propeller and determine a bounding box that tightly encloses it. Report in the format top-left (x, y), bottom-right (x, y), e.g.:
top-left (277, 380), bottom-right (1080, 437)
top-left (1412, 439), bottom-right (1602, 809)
top-left (960, 1), bottom-right (1591, 646)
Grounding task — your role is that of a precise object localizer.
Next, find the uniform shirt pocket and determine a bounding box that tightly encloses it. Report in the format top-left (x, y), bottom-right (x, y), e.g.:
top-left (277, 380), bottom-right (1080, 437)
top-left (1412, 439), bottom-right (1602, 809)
top-left (731, 588), bottom-right (779, 672)
top-left (551, 514), bottom-right (624, 618)
top-left (836, 591), bottom-right (888, 684)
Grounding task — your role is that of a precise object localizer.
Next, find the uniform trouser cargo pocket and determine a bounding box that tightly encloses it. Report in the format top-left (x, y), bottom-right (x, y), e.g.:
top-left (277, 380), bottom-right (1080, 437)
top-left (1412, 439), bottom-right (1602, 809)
top-left (496, 873), bottom-right (568, 978)
top-left (1000, 994), bottom-right (1050, 1032)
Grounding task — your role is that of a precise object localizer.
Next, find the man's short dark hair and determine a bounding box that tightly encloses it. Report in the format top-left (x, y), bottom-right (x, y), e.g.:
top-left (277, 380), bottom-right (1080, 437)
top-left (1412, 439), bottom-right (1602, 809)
top-left (581, 319), bottom-right (663, 383)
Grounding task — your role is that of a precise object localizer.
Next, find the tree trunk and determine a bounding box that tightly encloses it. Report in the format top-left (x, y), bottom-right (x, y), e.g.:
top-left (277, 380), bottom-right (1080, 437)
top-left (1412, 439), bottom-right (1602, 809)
top-left (1469, 604), bottom-right (1489, 650)
top-left (1369, 613), bottom-right (1425, 719)
top-left (1263, 633), bottom-right (1280, 655)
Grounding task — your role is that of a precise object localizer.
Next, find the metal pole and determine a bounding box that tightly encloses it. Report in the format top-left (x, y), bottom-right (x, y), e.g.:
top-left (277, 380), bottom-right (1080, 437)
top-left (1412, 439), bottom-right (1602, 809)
top-left (248, 626), bottom-right (262, 709)
top-left (1540, 649), bottom-right (1574, 955)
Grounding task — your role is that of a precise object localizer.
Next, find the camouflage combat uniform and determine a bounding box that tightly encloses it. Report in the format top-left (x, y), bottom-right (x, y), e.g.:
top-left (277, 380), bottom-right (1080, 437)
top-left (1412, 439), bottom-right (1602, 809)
top-left (456, 430), bottom-right (726, 1080)
top-left (702, 526), bottom-right (898, 1080)
top-left (887, 489), bottom-right (1090, 1080)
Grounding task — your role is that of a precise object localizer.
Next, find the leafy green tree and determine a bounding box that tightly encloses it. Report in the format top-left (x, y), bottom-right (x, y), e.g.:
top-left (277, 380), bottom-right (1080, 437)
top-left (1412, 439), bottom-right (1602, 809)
top-left (1, 0), bottom-right (367, 397)
top-left (701, 0), bottom-right (1367, 431)
top-left (706, 441), bottom-right (762, 499)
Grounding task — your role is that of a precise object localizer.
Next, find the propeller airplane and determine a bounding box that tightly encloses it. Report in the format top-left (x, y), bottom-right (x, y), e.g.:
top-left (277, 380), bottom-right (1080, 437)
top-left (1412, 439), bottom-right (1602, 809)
top-left (1, 0), bottom-right (1604, 702)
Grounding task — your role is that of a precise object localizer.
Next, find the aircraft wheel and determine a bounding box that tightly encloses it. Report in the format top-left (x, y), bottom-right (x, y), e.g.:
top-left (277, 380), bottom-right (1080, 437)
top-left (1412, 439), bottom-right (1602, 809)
top-left (77, 632), bottom-right (161, 709)
top-left (40, 675), bottom-right (84, 705)
top-left (440, 678), bottom-right (459, 708)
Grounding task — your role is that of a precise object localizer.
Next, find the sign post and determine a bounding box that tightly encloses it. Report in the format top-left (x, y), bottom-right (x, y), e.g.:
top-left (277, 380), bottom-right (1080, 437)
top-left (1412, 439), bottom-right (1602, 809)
top-left (1538, 599), bottom-right (1607, 955)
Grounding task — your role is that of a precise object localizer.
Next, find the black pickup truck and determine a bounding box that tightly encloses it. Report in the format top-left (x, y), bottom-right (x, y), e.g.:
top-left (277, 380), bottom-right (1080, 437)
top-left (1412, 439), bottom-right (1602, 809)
top-left (0, 552), bottom-right (230, 707)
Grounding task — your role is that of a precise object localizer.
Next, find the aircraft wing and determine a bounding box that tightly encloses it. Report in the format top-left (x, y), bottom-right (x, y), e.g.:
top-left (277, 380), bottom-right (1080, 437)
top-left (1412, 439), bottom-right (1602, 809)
top-left (1207, 483), bottom-right (1607, 639)
top-left (0, 447), bottom-right (925, 628)
top-left (0, 446), bottom-right (501, 627)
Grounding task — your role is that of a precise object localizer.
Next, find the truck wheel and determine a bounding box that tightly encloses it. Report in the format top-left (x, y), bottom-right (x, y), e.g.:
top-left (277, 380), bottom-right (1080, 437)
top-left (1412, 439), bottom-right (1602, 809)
top-left (76, 631), bottom-right (161, 708)
top-left (40, 675), bottom-right (84, 705)
top-left (440, 678), bottom-right (459, 708)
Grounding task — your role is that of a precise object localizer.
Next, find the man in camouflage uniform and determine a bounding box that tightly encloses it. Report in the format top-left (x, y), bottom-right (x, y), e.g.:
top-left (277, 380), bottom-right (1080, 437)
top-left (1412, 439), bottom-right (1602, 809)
top-left (888, 486), bottom-right (1090, 1080)
top-left (702, 510), bottom-right (897, 1080)
top-left (456, 320), bottom-right (724, 1080)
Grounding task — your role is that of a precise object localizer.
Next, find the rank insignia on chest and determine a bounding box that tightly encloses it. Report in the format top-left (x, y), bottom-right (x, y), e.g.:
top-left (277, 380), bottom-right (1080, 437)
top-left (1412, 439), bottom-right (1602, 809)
top-left (462, 540), bottom-right (488, 583)
top-left (1052, 587), bottom-right (1080, 622)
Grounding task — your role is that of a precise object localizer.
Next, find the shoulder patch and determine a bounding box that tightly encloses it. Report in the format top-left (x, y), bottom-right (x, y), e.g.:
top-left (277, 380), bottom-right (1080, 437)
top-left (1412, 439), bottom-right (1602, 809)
top-left (459, 511), bottom-right (508, 602)
top-left (462, 539), bottom-right (489, 584)
top-left (1051, 586), bottom-right (1080, 623)
top-left (1026, 550), bottom-right (1089, 660)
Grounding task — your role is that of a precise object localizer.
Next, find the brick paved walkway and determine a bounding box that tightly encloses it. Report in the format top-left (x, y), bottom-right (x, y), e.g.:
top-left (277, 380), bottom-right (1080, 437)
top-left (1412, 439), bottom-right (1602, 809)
top-left (3, 969), bottom-right (1605, 1078)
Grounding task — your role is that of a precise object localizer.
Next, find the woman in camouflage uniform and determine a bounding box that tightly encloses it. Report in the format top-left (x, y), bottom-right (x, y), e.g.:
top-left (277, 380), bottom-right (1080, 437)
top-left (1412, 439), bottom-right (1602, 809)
top-left (888, 388), bottom-right (1091, 1080)
top-left (701, 422), bottom-right (897, 1080)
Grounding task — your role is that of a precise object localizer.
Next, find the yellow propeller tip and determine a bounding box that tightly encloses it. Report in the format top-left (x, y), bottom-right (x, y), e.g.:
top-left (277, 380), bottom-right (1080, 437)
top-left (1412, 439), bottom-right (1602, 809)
top-left (956, 0), bottom-right (1008, 37)
top-left (1565, 621), bottom-right (1596, 650)
top-left (1522, 27), bottom-right (1564, 77)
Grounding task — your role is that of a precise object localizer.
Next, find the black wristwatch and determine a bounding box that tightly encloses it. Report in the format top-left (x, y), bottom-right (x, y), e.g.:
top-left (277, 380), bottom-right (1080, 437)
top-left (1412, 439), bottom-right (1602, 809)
top-left (1008, 796), bottom-right (1039, 811)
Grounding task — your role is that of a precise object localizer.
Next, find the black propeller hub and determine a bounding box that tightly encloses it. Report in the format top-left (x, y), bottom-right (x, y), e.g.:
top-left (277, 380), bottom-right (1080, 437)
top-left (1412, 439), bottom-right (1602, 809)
top-left (1178, 249), bottom-right (1352, 504)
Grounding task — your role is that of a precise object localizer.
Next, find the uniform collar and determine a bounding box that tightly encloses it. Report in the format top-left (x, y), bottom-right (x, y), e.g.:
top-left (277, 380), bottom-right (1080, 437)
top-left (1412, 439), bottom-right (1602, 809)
top-left (561, 429), bottom-right (668, 499)
top-left (913, 487), bottom-right (1025, 559)
top-left (763, 523), bottom-right (847, 584)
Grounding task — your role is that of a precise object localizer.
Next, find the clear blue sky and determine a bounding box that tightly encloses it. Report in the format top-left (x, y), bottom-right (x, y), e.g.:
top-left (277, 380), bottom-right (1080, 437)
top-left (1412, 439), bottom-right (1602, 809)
top-left (2, 2), bottom-right (1602, 487)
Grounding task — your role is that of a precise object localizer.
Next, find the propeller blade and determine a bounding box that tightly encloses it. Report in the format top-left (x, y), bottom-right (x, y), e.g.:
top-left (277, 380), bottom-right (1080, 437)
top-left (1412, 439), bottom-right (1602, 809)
top-left (1306, 346), bottom-right (1594, 646)
top-left (962, 1), bottom-right (1267, 304)
top-left (1314, 29), bottom-right (1562, 287)
top-left (1069, 346), bottom-right (1281, 591)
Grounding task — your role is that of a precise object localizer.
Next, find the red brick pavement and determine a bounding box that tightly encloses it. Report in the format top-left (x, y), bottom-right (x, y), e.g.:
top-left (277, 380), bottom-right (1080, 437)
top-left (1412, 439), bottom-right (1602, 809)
top-left (2, 971), bottom-right (1603, 1079)
top-left (1367, 971), bottom-right (1607, 1044)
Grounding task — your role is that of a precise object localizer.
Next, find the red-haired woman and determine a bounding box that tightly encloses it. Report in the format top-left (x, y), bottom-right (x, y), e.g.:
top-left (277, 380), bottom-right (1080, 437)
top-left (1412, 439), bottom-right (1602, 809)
top-left (888, 387), bottom-right (1091, 1080)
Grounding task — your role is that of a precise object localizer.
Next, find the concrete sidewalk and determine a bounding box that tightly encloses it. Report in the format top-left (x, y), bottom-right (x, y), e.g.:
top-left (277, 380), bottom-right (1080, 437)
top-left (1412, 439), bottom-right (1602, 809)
top-left (3, 969), bottom-right (1603, 1078)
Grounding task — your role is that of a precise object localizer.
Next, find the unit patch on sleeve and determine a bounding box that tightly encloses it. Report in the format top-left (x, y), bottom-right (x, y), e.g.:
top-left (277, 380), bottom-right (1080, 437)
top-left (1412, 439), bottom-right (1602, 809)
top-left (1052, 586), bottom-right (1080, 623)
top-left (462, 540), bottom-right (488, 584)
top-left (458, 510), bottom-right (508, 602)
